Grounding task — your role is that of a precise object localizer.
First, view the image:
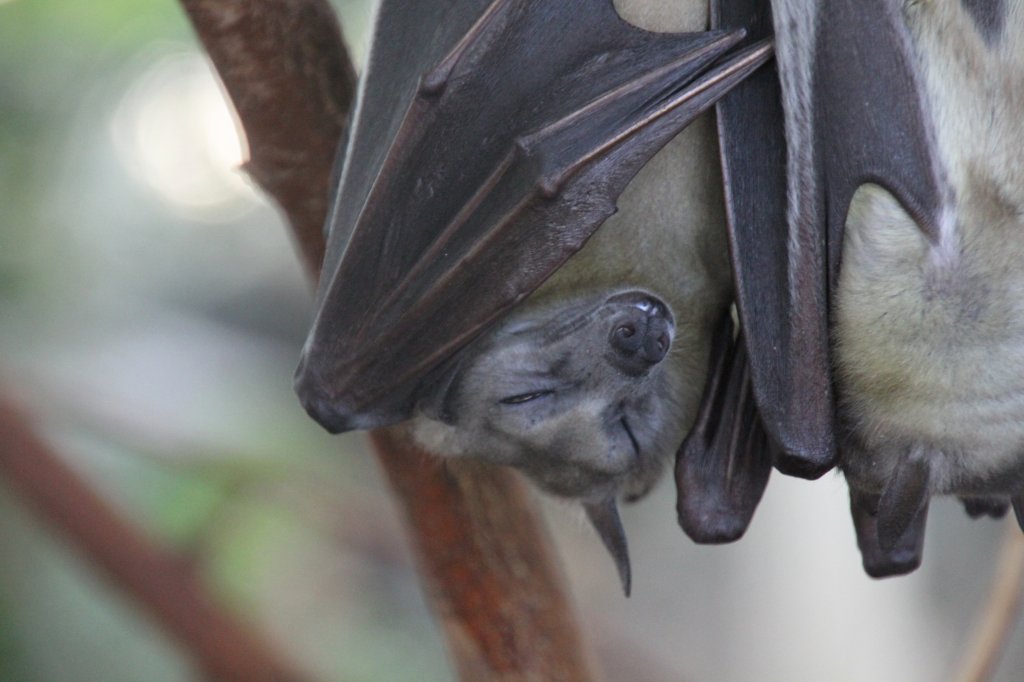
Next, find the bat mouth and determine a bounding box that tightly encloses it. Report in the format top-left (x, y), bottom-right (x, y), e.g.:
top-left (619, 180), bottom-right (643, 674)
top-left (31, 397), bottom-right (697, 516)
top-left (620, 416), bottom-right (641, 457)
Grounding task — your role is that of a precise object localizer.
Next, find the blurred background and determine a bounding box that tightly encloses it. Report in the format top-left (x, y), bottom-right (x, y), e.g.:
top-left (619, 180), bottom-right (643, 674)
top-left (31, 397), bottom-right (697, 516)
top-left (0, 1), bottom-right (1021, 680)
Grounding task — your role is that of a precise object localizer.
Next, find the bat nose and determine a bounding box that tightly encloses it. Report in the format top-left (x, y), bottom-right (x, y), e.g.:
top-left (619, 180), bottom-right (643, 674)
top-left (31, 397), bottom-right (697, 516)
top-left (608, 300), bottom-right (672, 375)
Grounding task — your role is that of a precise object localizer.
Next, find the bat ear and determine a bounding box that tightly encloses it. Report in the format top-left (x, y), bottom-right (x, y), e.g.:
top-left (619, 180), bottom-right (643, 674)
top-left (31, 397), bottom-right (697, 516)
top-left (583, 497), bottom-right (631, 597)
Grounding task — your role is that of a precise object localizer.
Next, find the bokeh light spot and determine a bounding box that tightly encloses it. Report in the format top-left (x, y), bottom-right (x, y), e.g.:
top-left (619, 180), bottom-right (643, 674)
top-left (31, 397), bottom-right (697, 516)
top-left (112, 51), bottom-right (260, 223)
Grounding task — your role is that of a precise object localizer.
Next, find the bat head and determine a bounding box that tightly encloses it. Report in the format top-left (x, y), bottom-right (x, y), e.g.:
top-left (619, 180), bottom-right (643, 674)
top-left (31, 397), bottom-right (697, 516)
top-left (411, 290), bottom-right (682, 502)
top-left (410, 287), bottom-right (699, 598)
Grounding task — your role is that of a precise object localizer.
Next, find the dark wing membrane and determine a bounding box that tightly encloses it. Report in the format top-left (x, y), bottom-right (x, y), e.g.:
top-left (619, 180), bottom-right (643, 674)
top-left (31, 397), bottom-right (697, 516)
top-left (850, 489), bottom-right (927, 578)
top-left (675, 313), bottom-right (773, 544)
top-left (713, 0), bottom-right (831, 477)
top-left (297, 0), bottom-right (772, 431)
top-left (716, 0), bottom-right (952, 476)
top-left (671, 0), bottom-right (805, 549)
top-left (318, 0), bottom-right (493, 270)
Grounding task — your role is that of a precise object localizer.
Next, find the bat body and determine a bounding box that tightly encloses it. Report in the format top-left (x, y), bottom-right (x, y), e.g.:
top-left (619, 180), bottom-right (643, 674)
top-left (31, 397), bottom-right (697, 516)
top-left (400, 0), bottom-right (746, 593)
top-left (832, 0), bottom-right (1024, 546)
top-left (407, 0), bottom-right (734, 500)
top-left (296, 0), bottom-right (772, 592)
top-left (721, 0), bottom-right (1024, 574)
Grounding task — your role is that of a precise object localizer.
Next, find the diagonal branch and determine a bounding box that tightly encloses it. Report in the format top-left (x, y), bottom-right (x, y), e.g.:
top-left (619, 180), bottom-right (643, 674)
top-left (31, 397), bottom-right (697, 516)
top-left (180, 0), bottom-right (356, 274)
top-left (373, 429), bottom-right (591, 681)
top-left (954, 521), bottom-right (1024, 682)
top-left (0, 395), bottom-right (312, 682)
top-left (179, 1), bottom-right (593, 679)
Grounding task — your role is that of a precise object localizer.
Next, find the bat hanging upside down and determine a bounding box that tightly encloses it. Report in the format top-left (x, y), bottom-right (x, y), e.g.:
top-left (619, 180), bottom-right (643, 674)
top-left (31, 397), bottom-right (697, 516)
top-left (294, 0), bottom-right (1024, 593)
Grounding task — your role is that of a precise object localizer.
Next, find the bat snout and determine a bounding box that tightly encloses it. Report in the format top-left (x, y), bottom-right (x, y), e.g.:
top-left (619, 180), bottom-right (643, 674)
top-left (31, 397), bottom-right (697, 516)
top-left (607, 297), bottom-right (673, 376)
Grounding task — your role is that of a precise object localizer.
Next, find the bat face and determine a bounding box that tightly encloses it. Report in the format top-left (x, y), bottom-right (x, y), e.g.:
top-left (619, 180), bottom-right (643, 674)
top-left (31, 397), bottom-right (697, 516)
top-left (412, 291), bottom-right (680, 500)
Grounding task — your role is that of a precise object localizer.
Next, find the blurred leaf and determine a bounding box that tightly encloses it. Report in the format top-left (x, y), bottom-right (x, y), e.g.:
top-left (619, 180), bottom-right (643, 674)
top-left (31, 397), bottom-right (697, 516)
top-left (0, 1), bottom-right (188, 53)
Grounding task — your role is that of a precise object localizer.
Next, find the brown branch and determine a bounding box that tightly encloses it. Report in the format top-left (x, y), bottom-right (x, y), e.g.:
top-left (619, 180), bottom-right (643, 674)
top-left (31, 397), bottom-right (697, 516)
top-left (181, 0), bottom-right (356, 274)
top-left (179, 1), bottom-right (593, 679)
top-left (373, 428), bottom-right (591, 680)
top-left (954, 520), bottom-right (1024, 682)
top-left (0, 395), bottom-right (312, 682)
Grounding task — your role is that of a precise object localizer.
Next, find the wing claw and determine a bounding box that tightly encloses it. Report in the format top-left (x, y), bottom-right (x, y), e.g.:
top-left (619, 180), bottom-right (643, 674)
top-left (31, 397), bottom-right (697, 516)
top-left (676, 312), bottom-right (772, 544)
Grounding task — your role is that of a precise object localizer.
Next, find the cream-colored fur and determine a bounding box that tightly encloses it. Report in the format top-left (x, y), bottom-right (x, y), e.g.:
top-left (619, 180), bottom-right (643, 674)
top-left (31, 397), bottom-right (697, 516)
top-left (835, 0), bottom-right (1024, 495)
top-left (612, 0), bottom-right (708, 32)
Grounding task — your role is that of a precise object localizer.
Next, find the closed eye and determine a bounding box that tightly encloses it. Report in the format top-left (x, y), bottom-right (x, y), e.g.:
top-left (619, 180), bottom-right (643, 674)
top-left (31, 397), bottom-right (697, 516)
top-left (499, 390), bottom-right (554, 405)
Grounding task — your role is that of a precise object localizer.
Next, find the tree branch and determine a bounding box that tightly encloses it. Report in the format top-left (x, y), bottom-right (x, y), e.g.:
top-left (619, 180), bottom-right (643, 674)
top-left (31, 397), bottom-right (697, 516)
top-left (955, 520), bottom-right (1024, 682)
top-left (181, 0), bottom-right (356, 274)
top-left (373, 428), bottom-right (591, 680)
top-left (179, 1), bottom-right (593, 679)
top-left (0, 395), bottom-right (311, 682)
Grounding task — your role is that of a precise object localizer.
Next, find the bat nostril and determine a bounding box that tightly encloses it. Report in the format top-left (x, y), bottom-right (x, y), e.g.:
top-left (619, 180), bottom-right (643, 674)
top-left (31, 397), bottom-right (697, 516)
top-left (608, 308), bottom-right (671, 374)
top-left (645, 331), bottom-right (670, 363)
top-left (610, 322), bottom-right (642, 355)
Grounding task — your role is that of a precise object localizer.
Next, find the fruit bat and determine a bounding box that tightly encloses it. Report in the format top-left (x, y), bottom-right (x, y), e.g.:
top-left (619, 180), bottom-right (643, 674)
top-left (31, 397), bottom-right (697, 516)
top-left (684, 0), bottom-right (1024, 580)
top-left (295, 0), bottom-right (773, 594)
top-left (719, 0), bottom-right (1024, 577)
top-left (687, 0), bottom-right (1021, 579)
top-left (296, 0), bottom-right (1024, 590)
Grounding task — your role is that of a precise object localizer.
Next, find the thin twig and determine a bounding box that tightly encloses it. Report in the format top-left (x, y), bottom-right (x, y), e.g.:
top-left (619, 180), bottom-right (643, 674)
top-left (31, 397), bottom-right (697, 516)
top-left (179, 2), bottom-right (593, 679)
top-left (954, 520), bottom-right (1024, 682)
top-left (0, 395), bottom-right (312, 682)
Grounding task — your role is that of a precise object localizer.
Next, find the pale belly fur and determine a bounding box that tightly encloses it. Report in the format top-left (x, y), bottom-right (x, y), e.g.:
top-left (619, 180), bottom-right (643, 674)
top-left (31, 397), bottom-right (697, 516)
top-left (834, 0), bottom-right (1024, 496)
